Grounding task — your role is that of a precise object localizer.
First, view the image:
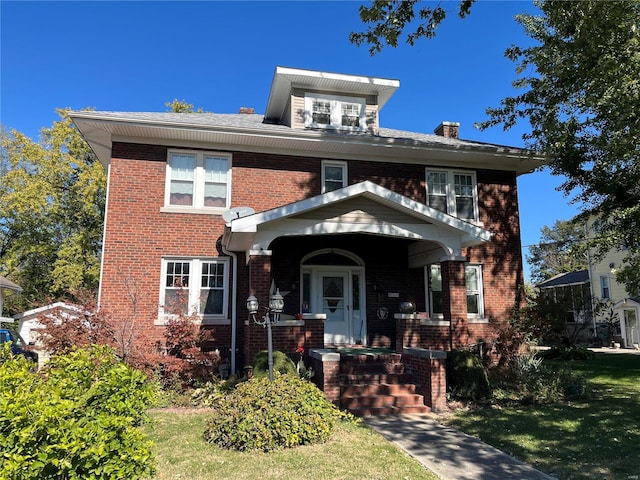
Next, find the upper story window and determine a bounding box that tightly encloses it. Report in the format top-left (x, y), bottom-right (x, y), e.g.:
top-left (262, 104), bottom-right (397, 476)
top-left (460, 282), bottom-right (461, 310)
top-left (427, 264), bottom-right (485, 319)
top-left (322, 160), bottom-right (347, 193)
top-left (426, 169), bottom-right (478, 221)
top-left (305, 93), bottom-right (366, 131)
top-left (160, 257), bottom-right (229, 323)
top-left (600, 275), bottom-right (610, 299)
top-left (165, 150), bottom-right (231, 212)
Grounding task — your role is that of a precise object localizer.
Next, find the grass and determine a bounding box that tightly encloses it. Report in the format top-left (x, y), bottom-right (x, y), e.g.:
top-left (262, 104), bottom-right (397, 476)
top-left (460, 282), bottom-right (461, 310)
top-left (143, 409), bottom-right (438, 480)
top-left (440, 352), bottom-right (640, 480)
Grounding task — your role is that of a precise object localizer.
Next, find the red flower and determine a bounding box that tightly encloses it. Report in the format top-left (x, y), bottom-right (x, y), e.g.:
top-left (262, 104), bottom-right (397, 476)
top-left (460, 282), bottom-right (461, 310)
top-left (295, 346), bottom-right (304, 354)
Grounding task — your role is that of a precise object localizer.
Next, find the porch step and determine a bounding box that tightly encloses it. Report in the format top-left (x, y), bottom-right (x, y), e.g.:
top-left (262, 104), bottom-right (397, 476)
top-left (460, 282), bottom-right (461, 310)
top-left (338, 352), bottom-right (430, 416)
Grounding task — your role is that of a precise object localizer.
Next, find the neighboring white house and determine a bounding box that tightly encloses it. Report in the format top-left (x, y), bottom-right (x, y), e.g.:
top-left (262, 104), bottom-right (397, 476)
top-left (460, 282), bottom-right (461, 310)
top-left (13, 302), bottom-right (83, 368)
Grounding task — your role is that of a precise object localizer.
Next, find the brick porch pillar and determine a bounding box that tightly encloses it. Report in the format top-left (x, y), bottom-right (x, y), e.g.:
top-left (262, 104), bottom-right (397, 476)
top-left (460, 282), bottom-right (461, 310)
top-left (245, 250), bottom-right (272, 365)
top-left (441, 259), bottom-right (468, 350)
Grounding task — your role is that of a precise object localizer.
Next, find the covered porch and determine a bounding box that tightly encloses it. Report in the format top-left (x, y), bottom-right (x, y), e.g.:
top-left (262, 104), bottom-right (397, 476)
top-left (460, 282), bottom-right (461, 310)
top-left (222, 181), bottom-right (493, 367)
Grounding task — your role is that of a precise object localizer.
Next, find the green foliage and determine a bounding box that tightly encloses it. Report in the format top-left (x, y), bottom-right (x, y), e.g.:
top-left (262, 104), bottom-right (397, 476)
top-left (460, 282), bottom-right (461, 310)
top-left (447, 349), bottom-right (491, 401)
top-left (349, 0), bottom-right (475, 55)
top-left (527, 219), bottom-right (588, 284)
top-left (252, 350), bottom-right (297, 377)
top-left (190, 377), bottom-right (241, 407)
top-left (543, 344), bottom-right (596, 361)
top-left (203, 373), bottom-right (352, 451)
top-left (164, 99), bottom-right (204, 113)
top-left (492, 349), bottom-right (591, 404)
top-left (0, 345), bottom-right (157, 479)
top-left (0, 109), bottom-right (106, 312)
top-left (480, 1), bottom-right (640, 295)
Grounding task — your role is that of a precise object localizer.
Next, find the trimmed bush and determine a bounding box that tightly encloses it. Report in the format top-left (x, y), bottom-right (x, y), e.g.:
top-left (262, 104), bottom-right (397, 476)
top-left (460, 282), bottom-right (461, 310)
top-left (447, 349), bottom-right (491, 401)
top-left (203, 373), bottom-right (351, 451)
top-left (252, 350), bottom-right (297, 377)
top-left (542, 345), bottom-right (596, 361)
top-left (0, 344), bottom-right (157, 480)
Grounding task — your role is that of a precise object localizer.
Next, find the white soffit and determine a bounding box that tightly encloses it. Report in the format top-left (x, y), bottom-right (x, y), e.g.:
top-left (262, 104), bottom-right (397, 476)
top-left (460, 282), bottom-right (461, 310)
top-left (265, 66), bottom-right (400, 122)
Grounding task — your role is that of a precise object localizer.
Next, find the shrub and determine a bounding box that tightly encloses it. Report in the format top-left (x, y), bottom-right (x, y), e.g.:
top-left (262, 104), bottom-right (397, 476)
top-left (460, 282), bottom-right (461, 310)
top-left (447, 349), bottom-right (491, 401)
top-left (203, 373), bottom-right (352, 451)
top-left (542, 344), bottom-right (596, 361)
top-left (514, 365), bottom-right (590, 404)
top-left (190, 377), bottom-right (241, 407)
top-left (0, 344), bottom-right (157, 480)
top-left (252, 350), bottom-right (297, 377)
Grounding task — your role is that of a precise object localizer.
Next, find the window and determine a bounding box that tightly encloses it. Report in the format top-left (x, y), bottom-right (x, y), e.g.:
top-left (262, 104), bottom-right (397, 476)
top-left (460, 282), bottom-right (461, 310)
top-left (427, 264), bottom-right (484, 318)
top-left (600, 275), bottom-right (610, 299)
top-left (165, 150), bottom-right (231, 211)
top-left (465, 265), bottom-right (484, 318)
top-left (304, 93), bottom-right (366, 130)
top-left (161, 258), bottom-right (229, 321)
top-left (322, 161), bottom-right (347, 193)
top-left (425, 169), bottom-right (478, 221)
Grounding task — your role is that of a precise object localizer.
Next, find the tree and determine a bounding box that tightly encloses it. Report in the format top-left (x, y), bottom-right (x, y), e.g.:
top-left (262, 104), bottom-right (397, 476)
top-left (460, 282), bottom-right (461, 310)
top-left (165, 99), bottom-right (204, 113)
top-left (352, 1), bottom-right (640, 295)
top-left (0, 110), bottom-right (106, 313)
top-left (349, 0), bottom-right (476, 55)
top-left (527, 219), bottom-right (587, 283)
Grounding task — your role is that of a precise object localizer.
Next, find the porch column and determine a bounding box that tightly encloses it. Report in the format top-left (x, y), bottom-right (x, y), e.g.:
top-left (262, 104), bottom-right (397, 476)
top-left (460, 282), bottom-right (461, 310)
top-left (245, 250), bottom-right (272, 366)
top-left (441, 259), bottom-right (469, 350)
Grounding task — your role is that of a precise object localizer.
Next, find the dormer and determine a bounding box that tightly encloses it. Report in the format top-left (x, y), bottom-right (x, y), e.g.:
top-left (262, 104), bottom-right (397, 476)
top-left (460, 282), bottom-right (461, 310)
top-left (264, 66), bottom-right (399, 135)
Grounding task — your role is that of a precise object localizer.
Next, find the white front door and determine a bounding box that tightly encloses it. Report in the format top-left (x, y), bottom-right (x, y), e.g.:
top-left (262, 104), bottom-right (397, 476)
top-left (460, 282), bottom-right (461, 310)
top-left (303, 268), bottom-right (364, 345)
top-left (320, 272), bottom-right (350, 345)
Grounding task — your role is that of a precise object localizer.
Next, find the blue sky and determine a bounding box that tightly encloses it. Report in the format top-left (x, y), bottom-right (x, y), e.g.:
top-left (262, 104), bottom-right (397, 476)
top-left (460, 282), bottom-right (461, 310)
top-left (1, 0), bottom-right (580, 279)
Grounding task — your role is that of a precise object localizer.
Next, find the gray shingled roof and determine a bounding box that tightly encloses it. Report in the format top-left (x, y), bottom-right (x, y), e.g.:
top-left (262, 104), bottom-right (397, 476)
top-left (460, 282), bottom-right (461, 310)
top-left (73, 111), bottom-right (528, 154)
top-left (0, 275), bottom-right (22, 292)
top-left (537, 270), bottom-right (590, 288)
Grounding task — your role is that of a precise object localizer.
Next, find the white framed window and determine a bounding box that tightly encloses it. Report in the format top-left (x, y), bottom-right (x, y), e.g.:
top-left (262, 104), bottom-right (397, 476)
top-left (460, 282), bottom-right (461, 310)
top-left (160, 257), bottom-right (229, 322)
top-left (322, 160), bottom-right (347, 193)
top-left (425, 169), bottom-right (478, 221)
top-left (304, 93), bottom-right (366, 130)
top-left (426, 264), bottom-right (485, 319)
top-left (165, 150), bottom-right (231, 212)
top-left (465, 265), bottom-right (484, 318)
top-left (600, 275), bottom-right (610, 299)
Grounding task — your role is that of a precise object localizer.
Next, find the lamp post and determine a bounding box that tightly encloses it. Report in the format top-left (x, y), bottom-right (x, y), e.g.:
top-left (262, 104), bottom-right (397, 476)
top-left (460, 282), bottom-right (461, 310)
top-left (246, 289), bottom-right (284, 381)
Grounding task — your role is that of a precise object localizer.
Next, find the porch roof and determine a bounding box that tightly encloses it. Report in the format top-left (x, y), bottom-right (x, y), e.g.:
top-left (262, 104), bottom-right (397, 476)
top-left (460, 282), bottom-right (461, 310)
top-left (222, 181), bottom-right (492, 265)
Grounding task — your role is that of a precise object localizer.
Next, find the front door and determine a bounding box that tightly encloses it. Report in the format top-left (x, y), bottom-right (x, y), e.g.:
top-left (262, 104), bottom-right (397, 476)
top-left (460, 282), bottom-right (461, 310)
top-left (320, 272), bottom-right (350, 345)
top-left (623, 309), bottom-right (639, 347)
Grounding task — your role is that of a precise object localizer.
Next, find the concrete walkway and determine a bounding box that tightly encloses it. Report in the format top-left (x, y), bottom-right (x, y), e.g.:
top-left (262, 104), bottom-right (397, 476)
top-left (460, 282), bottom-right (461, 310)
top-left (364, 414), bottom-right (555, 480)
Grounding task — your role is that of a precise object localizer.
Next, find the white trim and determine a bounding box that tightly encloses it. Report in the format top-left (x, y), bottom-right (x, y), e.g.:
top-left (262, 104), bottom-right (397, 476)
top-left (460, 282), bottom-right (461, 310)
top-left (426, 168), bottom-right (479, 222)
top-left (304, 92), bottom-right (366, 131)
top-left (159, 257), bottom-right (230, 323)
top-left (321, 160), bottom-right (348, 193)
top-left (164, 149), bottom-right (232, 211)
top-left (425, 263), bottom-right (486, 320)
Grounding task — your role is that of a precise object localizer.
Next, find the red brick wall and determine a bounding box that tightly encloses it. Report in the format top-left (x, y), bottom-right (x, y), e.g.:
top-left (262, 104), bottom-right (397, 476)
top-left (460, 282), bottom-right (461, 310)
top-left (101, 142), bottom-right (524, 361)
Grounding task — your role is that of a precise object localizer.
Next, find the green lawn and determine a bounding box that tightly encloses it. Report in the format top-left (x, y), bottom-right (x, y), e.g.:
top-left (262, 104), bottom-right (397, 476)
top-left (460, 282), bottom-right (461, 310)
top-left (441, 353), bottom-right (640, 480)
top-left (143, 410), bottom-right (438, 480)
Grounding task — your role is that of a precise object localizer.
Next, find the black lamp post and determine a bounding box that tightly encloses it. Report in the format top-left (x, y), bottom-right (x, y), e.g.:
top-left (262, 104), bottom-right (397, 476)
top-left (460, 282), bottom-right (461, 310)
top-left (246, 289), bottom-right (284, 381)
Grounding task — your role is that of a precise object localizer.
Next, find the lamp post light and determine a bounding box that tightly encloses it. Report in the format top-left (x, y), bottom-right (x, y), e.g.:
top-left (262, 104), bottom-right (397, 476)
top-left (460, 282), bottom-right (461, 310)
top-left (247, 289), bottom-right (284, 381)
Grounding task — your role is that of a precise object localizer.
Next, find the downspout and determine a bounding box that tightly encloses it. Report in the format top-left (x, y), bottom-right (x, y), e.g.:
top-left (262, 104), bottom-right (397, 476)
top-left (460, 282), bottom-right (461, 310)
top-left (222, 245), bottom-right (238, 374)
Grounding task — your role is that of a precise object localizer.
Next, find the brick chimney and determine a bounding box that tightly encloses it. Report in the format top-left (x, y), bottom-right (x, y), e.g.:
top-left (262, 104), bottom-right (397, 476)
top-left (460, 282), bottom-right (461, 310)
top-left (239, 107), bottom-right (255, 114)
top-left (434, 121), bottom-right (460, 139)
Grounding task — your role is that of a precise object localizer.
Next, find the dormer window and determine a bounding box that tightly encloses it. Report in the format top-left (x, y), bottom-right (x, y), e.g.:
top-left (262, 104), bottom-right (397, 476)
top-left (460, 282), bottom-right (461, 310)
top-left (305, 93), bottom-right (366, 130)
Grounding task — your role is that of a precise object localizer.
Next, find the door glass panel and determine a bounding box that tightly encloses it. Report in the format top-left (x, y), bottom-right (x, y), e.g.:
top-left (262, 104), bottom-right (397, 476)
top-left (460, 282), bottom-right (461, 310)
top-left (323, 277), bottom-right (344, 321)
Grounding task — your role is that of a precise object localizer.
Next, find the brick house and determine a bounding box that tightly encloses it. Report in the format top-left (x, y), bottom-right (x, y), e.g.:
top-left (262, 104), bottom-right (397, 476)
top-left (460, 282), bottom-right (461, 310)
top-left (70, 67), bottom-right (538, 411)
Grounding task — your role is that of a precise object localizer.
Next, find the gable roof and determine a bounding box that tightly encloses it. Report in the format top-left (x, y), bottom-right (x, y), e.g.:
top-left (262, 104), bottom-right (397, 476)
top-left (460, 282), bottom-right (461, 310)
top-left (537, 270), bottom-right (590, 288)
top-left (222, 180), bottom-right (492, 255)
